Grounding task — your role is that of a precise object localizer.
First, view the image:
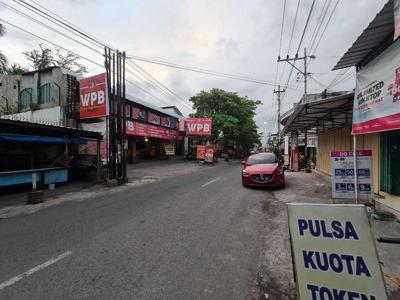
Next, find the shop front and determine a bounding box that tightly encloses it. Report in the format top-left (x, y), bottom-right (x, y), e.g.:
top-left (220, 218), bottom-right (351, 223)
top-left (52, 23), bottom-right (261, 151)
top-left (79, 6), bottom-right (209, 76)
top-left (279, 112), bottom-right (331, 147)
top-left (125, 119), bottom-right (179, 161)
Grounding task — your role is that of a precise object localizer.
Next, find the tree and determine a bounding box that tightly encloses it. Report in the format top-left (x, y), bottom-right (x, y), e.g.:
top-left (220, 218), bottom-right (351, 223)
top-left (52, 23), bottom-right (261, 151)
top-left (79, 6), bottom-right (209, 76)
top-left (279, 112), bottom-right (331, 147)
top-left (23, 44), bottom-right (53, 70)
top-left (0, 24), bottom-right (7, 74)
top-left (22, 44), bottom-right (87, 74)
top-left (53, 48), bottom-right (88, 75)
top-left (189, 88), bottom-right (261, 156)
top-left (6, 63), bottom-right (28, 75)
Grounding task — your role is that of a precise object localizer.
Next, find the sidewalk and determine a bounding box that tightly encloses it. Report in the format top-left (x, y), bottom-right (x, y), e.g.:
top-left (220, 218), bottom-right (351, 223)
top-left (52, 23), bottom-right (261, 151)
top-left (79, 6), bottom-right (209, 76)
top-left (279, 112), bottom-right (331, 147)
top-left (0, 158), bottom-right (207, 219)
top-left (257, 171), bottom-right (400, 300)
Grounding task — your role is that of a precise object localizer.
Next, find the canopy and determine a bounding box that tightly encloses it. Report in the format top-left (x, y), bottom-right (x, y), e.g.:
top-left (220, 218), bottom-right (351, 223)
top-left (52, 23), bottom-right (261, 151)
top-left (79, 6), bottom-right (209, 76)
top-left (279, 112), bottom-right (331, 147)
top-left (0, 133), bottom-right (87, 144)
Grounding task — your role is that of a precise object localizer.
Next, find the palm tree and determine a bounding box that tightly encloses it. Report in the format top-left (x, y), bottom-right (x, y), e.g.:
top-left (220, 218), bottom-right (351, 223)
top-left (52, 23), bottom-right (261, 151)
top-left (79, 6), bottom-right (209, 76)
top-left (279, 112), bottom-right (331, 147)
top-left (0, 24), bottom-right (7, 74)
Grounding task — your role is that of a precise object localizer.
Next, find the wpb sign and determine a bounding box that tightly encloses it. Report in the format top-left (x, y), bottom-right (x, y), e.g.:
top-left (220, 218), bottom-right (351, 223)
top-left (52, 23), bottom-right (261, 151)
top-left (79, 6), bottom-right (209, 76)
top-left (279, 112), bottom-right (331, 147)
top-left (185, 118), bottom-right (212, 136)
top-left (288, 203), bottom-right (387, 300)
top-left (80, 73), bottom-right (108, 119)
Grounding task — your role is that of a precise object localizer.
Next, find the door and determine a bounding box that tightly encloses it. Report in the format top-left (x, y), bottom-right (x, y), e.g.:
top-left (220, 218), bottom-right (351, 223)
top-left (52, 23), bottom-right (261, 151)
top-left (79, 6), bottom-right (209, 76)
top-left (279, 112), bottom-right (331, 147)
top-left (381, 130), bottom-right (400, 195)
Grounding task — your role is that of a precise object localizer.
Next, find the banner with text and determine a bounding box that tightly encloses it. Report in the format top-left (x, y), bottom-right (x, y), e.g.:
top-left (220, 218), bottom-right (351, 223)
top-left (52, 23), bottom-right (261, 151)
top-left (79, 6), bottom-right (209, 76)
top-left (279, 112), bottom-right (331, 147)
top-left (352, 40), bottom-right (400, 134)
top-left (330, 150), bottom-right (373, 200)
top-left (126, 120), bottom-right (178, 140)
top-left (288, 203), bottom-right (387, 300)
top-left (80, 73), bottom-right (108, 119)
top-left (186, 118), bottom-right (212, 136)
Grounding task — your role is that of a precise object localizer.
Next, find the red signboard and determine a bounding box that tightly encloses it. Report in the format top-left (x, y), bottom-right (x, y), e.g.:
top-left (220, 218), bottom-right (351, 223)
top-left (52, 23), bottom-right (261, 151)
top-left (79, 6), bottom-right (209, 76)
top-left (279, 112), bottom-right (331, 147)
top-left (196, 145), bottom-right (206, 159)
top-left (330, 150), bottom-right (372, 157)
top-left (80, 73), bottom-right (108, 119)
top-left (126, 120), bottom-right (178, 140)
top-left (186, 118), bottom-right (212, 136)
top-left (205, 148), bottom-right (214, 163)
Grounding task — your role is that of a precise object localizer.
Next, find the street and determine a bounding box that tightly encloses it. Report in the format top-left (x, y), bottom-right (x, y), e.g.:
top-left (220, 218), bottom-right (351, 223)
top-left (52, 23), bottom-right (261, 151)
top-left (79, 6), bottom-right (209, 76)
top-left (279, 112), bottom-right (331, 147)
top-left (0, 161), bottom-right (334, 300)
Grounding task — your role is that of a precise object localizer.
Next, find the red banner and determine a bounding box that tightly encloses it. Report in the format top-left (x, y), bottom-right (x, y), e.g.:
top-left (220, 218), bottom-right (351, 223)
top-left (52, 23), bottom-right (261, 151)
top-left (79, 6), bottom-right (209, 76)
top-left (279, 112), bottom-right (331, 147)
top-left (205, 148), bottom-right (214, 163)
top-left (330, 150), bottom-right (372, 157)
top-left (126, 120), bottom-right (178, 140)
top-left (80, 73), bottom-right (108, 119)
top-left (186, 118), bottom-right (212, 136)
top-left (196, 145), bottom-right (206, 159)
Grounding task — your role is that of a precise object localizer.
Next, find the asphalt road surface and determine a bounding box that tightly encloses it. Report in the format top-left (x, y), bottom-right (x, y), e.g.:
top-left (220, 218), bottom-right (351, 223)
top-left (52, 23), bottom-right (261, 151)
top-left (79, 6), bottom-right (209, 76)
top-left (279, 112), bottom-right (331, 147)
top-left (0, 162), bottom-right (271, 300)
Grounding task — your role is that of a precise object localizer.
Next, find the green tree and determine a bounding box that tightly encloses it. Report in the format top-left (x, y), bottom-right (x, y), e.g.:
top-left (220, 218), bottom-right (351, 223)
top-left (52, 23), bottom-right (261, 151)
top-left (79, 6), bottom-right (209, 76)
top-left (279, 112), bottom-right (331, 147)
top-left (189, 88), bottom-right (261, 156)
top-left (23, 44), bottom-right (53, 70)
top-left (6, 63), bottom-right (28, 75)
top-left (23, 45), bottom-right (87, 74)
top-left (0, 24), bottom-right (7, 74)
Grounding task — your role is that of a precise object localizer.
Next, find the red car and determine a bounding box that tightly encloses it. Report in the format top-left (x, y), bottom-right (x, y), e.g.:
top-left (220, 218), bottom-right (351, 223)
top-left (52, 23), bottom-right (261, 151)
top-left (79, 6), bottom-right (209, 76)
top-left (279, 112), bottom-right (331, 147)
top-left (241, 153), bottom-right (285, 188)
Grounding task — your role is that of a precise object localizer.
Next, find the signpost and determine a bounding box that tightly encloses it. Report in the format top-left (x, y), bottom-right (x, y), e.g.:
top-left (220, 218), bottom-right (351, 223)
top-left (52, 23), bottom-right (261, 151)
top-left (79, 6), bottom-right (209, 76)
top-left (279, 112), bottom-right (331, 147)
top-left (331, 150), bottom-right (373, 202)
top-left (288, 203), bottom-right (388, 300)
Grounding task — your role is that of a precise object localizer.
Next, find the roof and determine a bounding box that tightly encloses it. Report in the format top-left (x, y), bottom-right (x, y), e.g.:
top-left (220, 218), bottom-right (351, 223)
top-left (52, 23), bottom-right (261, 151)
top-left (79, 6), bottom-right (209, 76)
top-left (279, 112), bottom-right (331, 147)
top-left (0, 118), bottom-right (102, 140)
top-left (162, 106), bottom-right (185, 117)
top-left (125, 94), bottom-right (185, 120)
top-left (281, 92), bottom-right (354, 134)
top-left (333, 0), bottom-right (394, 70)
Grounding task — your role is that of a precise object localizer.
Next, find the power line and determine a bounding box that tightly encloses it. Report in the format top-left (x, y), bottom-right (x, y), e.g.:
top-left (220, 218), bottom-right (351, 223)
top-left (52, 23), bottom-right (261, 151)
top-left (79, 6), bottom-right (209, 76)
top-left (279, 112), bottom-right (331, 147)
top-left (311, 0), bottom-right (339, 55)
top-left (307, 0), bottom-right (330, 51)
top-left (0, 1), bottom-right (103, 55)
top-left (0, 18), bottom-right (104, 68)
top-left (296, 0), bottom-right (316, 54)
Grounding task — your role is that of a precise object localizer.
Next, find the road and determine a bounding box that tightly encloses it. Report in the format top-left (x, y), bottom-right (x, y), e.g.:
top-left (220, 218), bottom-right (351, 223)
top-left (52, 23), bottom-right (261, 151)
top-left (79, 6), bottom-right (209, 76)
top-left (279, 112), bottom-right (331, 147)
top-left (0, 161), bottom-right (271, 300)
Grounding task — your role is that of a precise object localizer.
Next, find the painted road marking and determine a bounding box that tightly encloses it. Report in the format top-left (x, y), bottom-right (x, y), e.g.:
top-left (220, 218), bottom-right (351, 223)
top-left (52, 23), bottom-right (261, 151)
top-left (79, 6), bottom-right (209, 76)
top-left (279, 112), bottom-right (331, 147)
top-left (201, 177), bottom-right (221, 187)
top-left (0, 251), bottom-right (72, 290)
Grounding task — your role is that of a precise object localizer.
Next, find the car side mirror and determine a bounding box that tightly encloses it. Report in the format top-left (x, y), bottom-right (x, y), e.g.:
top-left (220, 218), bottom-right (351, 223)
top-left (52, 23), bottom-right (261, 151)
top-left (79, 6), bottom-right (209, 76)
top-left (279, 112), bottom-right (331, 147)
top-left (241, 160), bottom-right (246, 165)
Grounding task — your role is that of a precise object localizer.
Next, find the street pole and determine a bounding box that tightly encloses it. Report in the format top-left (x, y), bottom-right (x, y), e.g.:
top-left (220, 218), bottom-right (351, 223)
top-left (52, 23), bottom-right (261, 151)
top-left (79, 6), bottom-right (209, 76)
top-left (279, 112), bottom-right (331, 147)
top-left (304, 48), bottom-right (308, 103)
top-left (273, 85), bottom-right (285, 137)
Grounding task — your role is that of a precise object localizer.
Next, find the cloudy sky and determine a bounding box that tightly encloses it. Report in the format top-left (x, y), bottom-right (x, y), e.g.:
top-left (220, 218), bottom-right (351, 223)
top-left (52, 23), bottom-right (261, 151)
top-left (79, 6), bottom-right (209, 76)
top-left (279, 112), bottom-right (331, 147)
top-left (0, 0), bottom-right (388, 142)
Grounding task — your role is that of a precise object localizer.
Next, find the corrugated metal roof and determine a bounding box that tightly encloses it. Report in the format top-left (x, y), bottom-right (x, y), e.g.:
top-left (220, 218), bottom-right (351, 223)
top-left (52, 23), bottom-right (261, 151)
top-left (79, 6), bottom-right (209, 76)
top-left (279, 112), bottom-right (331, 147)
top-left (281, 92), bottom-right (354, 134)
top-left (333, 0), bottom-right (394, 70)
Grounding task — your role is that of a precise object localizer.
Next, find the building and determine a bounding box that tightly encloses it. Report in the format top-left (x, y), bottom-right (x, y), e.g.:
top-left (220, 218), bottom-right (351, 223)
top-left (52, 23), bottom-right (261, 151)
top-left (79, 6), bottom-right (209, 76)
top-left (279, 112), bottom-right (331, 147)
top-left (0, 66), bottom-right (80, 127)
top-left (282, 0), bottom-right (400, 218)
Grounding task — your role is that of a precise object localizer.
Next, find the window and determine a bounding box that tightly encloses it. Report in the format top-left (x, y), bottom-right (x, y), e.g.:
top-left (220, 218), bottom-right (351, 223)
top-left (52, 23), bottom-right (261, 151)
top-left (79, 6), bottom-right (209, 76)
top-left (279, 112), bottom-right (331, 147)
top-left (19, 88), bottom-right (33, 109)
top-left (381, 130), bottom-right (400, 195)
top-left (40, 83), bottom-right (53, 104)
top-left (247, 153), bottom-right (277, 165)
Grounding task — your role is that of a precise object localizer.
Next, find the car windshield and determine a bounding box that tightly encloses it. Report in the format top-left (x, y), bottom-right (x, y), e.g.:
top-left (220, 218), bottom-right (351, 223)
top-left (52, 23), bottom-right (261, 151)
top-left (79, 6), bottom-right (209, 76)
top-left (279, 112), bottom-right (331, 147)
top-left (247, 153), bottom-right (277, 164)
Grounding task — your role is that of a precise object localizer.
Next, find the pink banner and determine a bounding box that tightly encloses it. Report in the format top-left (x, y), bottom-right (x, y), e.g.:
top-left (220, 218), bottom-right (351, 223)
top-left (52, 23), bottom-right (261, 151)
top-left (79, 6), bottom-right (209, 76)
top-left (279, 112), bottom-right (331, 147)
top-left (126, 120), bottom-right (178, 140)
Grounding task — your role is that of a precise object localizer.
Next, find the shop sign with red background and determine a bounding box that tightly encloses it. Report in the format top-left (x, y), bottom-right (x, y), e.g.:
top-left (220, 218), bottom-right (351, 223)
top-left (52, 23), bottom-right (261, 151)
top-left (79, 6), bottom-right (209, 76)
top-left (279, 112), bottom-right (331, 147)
top-left (80, 73), bottom-right (108, 119)
top-left (205, 148), bottom-right (214, 163)
top-left (126, 120), bottom-right (178, 140)
top-left (196, 145), bottom-right (206, 159)
top-left (186, 118), bottom-right (212, 136)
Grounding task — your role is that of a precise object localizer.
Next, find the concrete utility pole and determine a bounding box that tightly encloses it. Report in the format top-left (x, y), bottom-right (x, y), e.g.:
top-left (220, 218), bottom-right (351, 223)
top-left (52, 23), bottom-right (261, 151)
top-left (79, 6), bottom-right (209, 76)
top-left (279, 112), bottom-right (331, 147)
top-left (277, 48), bottom-right (315, 104)
top-left (273, 85), bottom-right (285, 137)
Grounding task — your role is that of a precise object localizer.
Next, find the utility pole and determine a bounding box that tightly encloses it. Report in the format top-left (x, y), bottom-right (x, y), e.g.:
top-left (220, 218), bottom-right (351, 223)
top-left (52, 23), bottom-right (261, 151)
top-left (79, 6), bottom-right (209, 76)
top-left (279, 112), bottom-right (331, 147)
top-left (273, 85), bottom-right (285, 137)
top-left (277, 47), bottom-right (315, 103)
top-left (277, 48), bottom-right (315, 168)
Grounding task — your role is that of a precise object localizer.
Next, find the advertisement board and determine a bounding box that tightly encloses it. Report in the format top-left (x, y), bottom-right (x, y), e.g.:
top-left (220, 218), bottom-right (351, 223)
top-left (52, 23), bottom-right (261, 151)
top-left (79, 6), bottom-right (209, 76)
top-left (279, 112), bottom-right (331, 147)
top-left (395, 0), bottom-right (400, 40)
top-left (196, 145), bottom-right (206, 159)
top-left (164, 143), bottom-right (175, 156)
top-left (80, 73), bottom-right (108, 119)
top-left (148, 112), bottom-right (161, 125)
top-left (205, 148), bottom-right (214, 163)
top-left (126, 120), bottom-right (178, 140)
top-left (79, 119), bottom-right (107, 162)
top-left (288, 203), bottom-right (387, 300)
top-left (352, 40), bottom-right (400, 134)
top-left (330, 150), bottom-right (373, 200)
top-left (186, 118), bottom-right (212, 136)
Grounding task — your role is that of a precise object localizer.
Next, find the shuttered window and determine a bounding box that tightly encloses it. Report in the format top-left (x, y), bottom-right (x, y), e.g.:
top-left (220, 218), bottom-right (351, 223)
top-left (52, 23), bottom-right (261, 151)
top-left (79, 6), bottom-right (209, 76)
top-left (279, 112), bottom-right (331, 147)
top-left (381, 130), bottom-right (400, 195)
top-left (19, 88), bottom-right (33, 109)
top-left (40, 83), bottom-right (53, 104)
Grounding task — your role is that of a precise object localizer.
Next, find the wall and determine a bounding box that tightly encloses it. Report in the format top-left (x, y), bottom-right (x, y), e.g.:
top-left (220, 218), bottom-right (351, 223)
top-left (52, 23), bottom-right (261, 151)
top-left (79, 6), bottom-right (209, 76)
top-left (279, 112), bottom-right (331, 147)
top-left (316, 125), bottom-right (380, 193)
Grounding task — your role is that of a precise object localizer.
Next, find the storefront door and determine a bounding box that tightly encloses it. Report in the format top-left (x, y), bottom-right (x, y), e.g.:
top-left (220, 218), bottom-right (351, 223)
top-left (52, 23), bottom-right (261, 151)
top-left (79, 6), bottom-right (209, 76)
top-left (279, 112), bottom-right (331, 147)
top-left (381, 130), bottom-right (400, 195)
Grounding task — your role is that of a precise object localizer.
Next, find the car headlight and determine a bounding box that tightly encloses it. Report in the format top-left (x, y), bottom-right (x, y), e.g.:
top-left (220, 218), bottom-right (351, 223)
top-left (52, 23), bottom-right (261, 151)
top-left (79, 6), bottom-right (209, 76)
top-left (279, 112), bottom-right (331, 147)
top-left (242, 169), bottom-right (249, 175)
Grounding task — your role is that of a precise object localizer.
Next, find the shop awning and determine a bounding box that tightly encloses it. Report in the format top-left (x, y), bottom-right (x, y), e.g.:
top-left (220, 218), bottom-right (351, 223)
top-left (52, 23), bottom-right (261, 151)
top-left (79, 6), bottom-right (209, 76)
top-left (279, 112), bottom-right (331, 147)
top-left (333, 0), bottom-right (394, 70)
top-left (281, 92), bottom-right (354, 134)
top-left (0, 133), bottom-right (87, 144)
